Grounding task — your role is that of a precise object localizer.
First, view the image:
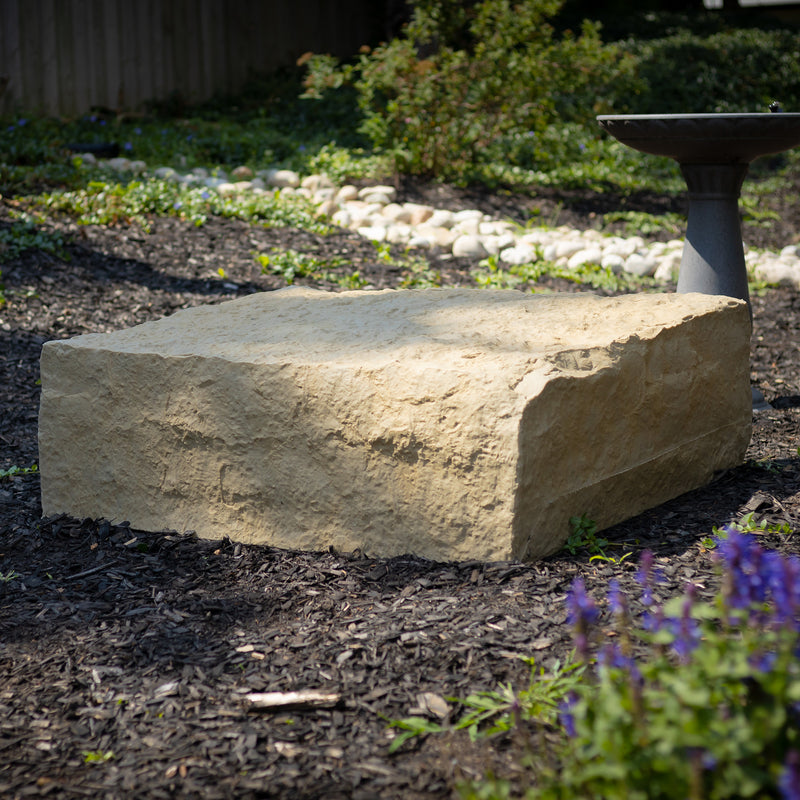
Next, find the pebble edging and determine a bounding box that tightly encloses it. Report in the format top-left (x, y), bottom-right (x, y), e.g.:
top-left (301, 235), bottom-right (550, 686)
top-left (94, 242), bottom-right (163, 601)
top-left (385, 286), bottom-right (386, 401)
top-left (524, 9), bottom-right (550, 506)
top-left (81, 154), bottom-right (800, 290)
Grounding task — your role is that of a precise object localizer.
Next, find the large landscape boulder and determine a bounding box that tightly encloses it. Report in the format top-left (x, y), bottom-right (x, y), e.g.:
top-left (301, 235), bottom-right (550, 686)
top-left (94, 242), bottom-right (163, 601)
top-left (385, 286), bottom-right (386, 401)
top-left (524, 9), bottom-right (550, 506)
top-left (39, 288), bottom-right (752, 561)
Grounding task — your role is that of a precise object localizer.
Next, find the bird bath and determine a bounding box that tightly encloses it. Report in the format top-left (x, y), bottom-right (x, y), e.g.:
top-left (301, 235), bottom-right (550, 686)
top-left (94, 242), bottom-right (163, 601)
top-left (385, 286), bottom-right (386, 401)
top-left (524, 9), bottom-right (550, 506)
top-left (597, 113), bottom-right (800, 308)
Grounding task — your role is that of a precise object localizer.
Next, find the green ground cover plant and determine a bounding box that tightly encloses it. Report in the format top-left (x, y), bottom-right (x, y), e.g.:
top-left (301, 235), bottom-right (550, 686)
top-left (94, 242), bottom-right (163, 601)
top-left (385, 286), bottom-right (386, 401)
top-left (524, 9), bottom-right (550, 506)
top-left (390, 530), bottom-right (800, 800)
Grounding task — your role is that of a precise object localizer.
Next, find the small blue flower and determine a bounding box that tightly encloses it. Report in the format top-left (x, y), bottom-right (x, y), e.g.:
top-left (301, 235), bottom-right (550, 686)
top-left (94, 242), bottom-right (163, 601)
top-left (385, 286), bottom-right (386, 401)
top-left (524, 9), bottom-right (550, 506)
top-left (17, 118), bottom-right (27, 126)
top-left (201, 190), bottom-right (210, 200)
top-left (558, 694), bottom-right (578, 738)
top-left (779, 750), bottom-right (800, 800)
top-left (134, 127), bottom-right (142, 135)
top-left (715, 530), bottom-right (770, 612)
top-left (124, 142), bottom-right (133, 152)
top-left (607, 580), bottom-right (627, 617)
top-left (567, 577), bottom-right (599, 661)
top-left (636, 549), bottom-right (664, 608)
top-left (567, 578), bottom-right (599, 627)
top-left (173, 201), bottom-right (182, 210)
top-left (749, 650), bottom-right (777, 672)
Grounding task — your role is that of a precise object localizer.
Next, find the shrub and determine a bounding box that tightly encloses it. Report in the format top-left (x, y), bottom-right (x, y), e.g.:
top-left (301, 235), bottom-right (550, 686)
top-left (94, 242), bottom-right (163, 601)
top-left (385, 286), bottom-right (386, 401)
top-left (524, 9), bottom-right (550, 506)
top-left (301, 0), bottom-right (639, 181)
top-left (621, 27), bottom-right (800, 114)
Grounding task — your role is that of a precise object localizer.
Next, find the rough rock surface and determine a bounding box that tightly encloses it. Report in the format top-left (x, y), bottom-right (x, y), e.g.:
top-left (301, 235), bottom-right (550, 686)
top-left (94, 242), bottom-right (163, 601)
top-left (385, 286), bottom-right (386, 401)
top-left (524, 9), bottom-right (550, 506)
top-left (39, 288), bottom-right (752, 561)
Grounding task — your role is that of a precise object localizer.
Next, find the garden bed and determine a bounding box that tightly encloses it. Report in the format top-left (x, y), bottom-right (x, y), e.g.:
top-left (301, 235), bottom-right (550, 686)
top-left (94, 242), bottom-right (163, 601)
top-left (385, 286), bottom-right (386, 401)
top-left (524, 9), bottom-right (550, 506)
top-left (1, 180), bottom-right (799, 799)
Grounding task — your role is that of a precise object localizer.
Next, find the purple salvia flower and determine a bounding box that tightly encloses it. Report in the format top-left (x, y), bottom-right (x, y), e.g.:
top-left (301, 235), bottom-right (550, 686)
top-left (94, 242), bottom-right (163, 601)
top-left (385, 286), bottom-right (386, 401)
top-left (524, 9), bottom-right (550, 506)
top-left (597, 642), bottom-right (641, 683)
top-left (671, 583), bottom-right (701, 663)
top-left (567, 577), bottom-right (598, 662)
top-left (636, 549), bottom-right (665, 607)
top-left (749, 650), bottom-right (777, 673)
top-left (567, 578), bottom-right (599, 627)
top-left (558, 694), bottom-right (578, 738)
top-left (765, 551), bottom-right (800, 630)
top-left (607, 579), bottom-right (627, 618)
top-left (714, 530), bottom-right (769, 612)
top-left (779, 750), bottom-right (800, 800)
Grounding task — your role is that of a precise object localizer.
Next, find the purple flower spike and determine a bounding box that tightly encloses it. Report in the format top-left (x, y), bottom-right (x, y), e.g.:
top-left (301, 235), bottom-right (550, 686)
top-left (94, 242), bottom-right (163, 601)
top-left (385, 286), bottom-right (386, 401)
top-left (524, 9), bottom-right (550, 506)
top-left (558, 694), bottom-right (578, 738)
top-left (607, 580), bottom-right (627, 617)
top-left (567, 578), bottom-right (599, 627)
top-left (567, 577), bottom-right (598, 661)
top-left (715, 530), bottom-right (778, 616)
top-left (779, 750), bottom-right (800, 800)
top-left (635, 550), bottom-right (664, 608)
top-left (671, 585), bottom-right (701, 663)
top-left (765, 551), bottom-right (800, 629)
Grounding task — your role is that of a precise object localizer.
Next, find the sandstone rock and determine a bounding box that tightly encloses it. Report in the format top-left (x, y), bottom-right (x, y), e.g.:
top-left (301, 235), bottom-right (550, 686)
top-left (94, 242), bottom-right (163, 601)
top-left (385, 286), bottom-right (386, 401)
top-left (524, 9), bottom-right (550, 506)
top-left (231, 165), bottom-right (254, 180)
top-left (39, 289), bottom-right (751, 562)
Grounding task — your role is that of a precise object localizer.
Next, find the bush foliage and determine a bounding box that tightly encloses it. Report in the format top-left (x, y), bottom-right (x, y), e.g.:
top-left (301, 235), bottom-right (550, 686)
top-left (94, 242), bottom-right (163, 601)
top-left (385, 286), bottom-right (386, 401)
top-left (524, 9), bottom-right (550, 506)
top-left (301, 1), bottom-right (800, 183)
top-left (301, 0), bottom-right (639, 180)
top-left (623, 26), bottom-right (800, 114)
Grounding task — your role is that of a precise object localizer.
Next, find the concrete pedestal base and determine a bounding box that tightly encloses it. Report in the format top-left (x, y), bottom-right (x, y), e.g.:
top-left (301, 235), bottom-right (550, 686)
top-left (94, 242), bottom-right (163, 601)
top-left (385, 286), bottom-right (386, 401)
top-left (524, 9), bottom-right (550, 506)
top-left (39, 288), bottom-right (752, 561)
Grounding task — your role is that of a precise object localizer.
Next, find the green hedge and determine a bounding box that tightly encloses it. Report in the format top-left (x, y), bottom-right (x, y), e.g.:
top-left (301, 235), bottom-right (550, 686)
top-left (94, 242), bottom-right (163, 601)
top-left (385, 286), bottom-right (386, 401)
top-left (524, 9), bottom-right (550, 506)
top-left (621, 27), bottom-right (800, 114)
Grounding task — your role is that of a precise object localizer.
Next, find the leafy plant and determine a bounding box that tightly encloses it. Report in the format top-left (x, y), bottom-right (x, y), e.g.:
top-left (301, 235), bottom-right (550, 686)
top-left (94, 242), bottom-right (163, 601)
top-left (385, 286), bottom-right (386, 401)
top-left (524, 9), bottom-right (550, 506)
top-left (388, 658), bottom-right (583, 753)
top-left (0, 217), bottom-right (69, 263)
top-left (601, 210), bottom-right (684, 238)
top-left (330, 269), bottom-right (369, 290)
top-left (473, 255), bottom-right (654, 294)
top-left (302, 0), bottom-right (639, 180)
top-left (0, 464), bottom-right (38, 479)
top-left (710, 511), bottom-right (793, 543)
top-left (564, 514), bottom-right (609, 558)
top-left (398, 259), bottom-right (442, 289)
top-left (447, 534), bottom-right (800, 799)
top-left (82, 750), bottom-right (115, 764)
top-left (27, 178), bottom-right (330, 234)
top-left (255, 248), bottom-right (344, 284)
top-left (0, 570), bottom-right (19, 583)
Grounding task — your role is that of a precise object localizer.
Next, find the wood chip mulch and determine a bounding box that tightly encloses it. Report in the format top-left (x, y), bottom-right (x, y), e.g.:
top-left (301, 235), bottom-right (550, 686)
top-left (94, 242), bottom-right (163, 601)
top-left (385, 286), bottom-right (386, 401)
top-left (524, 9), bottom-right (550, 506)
top-left (1, 184), bottom-right (799, 798)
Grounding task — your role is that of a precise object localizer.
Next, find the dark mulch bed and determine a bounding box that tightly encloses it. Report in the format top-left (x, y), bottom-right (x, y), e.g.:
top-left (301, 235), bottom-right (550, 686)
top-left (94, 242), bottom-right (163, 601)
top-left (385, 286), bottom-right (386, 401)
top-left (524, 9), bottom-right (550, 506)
top-left (1, 177), bottom-right (799, 799)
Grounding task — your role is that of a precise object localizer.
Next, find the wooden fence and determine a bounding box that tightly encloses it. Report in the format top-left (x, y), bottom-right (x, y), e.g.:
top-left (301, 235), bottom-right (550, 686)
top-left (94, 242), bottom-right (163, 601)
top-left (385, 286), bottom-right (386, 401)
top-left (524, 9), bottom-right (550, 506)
top-left (0, 0), bottom-right (389, 117)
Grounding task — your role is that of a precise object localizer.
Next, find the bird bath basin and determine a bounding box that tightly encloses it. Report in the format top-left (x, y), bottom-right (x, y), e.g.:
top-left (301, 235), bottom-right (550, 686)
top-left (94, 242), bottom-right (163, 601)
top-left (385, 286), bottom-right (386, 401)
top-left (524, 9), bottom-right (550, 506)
top-left (597, 113), bottom-right (800, 307)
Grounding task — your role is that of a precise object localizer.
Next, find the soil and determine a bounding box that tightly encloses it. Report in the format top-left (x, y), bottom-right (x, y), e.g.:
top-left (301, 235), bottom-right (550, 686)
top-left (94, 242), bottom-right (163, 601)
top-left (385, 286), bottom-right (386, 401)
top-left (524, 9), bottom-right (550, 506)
top-left (1, 176), bottom-right (799, 799)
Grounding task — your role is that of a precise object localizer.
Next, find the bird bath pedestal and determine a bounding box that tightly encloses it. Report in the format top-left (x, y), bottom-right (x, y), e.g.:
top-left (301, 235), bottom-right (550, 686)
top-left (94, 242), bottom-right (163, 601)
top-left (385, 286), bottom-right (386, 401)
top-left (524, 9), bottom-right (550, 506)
top-left (597, 113), bottom-right (800, 307)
